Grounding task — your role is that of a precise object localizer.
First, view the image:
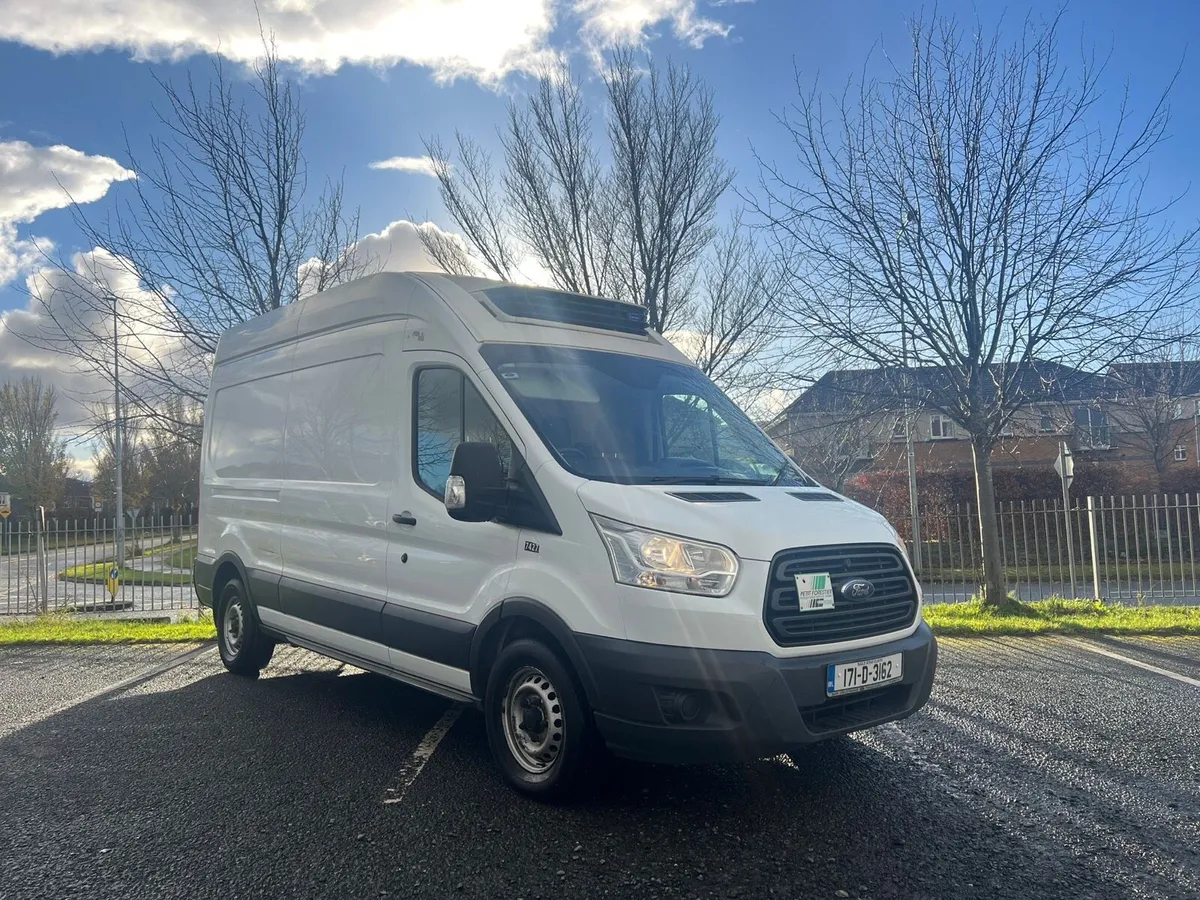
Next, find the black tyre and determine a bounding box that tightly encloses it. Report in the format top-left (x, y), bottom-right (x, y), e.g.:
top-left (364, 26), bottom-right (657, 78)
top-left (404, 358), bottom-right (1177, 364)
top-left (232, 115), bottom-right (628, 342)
top-left (216, 578), bottom-right (274, 677)
top-left (485, 638), bottom-right (597, 800)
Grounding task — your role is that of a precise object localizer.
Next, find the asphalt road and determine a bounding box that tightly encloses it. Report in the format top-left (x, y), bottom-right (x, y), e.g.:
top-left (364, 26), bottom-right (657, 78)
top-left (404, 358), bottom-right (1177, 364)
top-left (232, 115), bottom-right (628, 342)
top-left (0, 637), bottom-right (1196, 900)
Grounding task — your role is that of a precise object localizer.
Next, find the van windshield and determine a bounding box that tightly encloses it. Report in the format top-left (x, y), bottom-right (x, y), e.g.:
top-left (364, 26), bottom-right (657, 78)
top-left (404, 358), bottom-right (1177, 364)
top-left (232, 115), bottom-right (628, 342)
top-left (480, 344), bottom-right (814, 487)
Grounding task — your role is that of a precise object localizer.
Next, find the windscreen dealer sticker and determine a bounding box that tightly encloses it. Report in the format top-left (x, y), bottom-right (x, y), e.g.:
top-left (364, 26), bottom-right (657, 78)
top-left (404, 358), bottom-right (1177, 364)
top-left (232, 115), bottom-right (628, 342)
top-left (794, 573), bottom-right (835, 610)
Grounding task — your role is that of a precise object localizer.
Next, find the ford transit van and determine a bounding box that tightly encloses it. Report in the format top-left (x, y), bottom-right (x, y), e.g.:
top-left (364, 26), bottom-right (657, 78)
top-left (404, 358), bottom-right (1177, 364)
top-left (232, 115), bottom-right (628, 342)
top-left (194, 272), bottom-right (937, 797)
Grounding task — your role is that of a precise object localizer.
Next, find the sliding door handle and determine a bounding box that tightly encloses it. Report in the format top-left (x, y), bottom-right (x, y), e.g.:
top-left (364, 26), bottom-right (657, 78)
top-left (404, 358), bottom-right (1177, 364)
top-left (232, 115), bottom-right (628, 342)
top-left (392, 512), bottom-right (418, 526)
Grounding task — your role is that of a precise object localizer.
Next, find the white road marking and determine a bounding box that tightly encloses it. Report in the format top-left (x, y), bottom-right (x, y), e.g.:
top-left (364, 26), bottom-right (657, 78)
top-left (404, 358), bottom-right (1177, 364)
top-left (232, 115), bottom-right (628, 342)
top-left (1061, 638), bottom-right (1200, 688)
top-left (880, 722), bottom-right (946, 778)
top-left (382, 704), bottom-right (463, 805)
top-left (2, 643), bottom-right (216, 739)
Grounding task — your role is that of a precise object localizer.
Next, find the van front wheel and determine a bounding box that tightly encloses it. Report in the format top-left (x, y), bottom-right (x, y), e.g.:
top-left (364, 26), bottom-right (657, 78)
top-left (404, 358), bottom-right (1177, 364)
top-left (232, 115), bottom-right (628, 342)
top-left (217, 578), bottom-right (274, 677)
top-left (485, 638), bottom-right (596, 800)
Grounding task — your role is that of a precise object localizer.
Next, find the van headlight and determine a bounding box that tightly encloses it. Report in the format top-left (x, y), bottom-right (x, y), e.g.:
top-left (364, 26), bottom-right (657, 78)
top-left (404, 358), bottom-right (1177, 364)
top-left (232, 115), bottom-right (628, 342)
top-left (590, 514), bottom-right (738, 597)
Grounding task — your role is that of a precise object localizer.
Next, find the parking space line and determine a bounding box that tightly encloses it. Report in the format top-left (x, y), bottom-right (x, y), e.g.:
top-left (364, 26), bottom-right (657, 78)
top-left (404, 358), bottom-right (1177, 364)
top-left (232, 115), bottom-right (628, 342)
top-left (1060, 638), bottom-right (1200, 687)
top-left (382, 704), bottom-right (463, 805)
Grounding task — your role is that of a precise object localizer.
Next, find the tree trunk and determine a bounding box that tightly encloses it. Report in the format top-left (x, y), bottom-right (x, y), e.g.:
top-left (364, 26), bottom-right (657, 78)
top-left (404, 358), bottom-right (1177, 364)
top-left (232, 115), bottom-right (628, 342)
top-left (971, 437), bottom-right (1008, 608)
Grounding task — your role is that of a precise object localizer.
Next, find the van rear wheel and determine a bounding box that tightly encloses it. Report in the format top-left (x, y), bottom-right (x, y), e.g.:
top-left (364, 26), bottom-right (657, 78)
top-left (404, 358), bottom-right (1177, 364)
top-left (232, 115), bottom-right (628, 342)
top-left (485, 638), bottom-right (596, 800)
top-left (217, 578), bottom-right (274, 677)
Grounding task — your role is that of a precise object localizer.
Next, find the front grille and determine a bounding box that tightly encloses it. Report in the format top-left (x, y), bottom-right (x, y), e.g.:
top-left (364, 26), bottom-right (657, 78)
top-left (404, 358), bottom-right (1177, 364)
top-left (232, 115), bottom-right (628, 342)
top-left (764, 543), bottom-right (918, 647)
top-left (799, 684), bottom-right (911, 733)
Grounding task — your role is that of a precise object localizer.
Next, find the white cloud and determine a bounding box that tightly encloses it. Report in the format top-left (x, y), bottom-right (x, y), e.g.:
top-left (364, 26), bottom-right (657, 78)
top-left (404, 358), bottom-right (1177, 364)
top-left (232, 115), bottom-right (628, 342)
top-left (1, 248), bottom-right (187, 465)
top-left (344, 218), bottom-right (460, 273)
top-left (299, 217), bottom-right (560, 297)
top-left (574, 0), bottom-right (733, 49)
top-left (0, 0), bottom-right (559, 83)
top-left (298, 218), bottom-right (464, 297)
top-left (0, 141), bottom-right (135, 286)
top-left (369, 156), bottom-right (439, 177)
top-left (0, 2), bottom-right (743, 84)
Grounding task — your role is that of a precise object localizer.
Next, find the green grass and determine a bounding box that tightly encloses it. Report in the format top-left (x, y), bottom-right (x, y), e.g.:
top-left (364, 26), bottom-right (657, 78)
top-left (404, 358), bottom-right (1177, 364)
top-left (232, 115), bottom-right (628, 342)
top-left (57, 562), bottom-right (193, 586)
top-left (924, 598), bottom-right (1200, 636)
top-left (163, 543), bottom-right (197, 569)
top-left (0, 614), bottom-right (215, 645)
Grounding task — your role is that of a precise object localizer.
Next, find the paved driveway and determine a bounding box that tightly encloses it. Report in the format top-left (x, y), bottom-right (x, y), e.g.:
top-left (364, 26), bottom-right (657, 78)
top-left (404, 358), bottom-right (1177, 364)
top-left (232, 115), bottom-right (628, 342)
top-left (0, 636), bottom-right (1196, 899)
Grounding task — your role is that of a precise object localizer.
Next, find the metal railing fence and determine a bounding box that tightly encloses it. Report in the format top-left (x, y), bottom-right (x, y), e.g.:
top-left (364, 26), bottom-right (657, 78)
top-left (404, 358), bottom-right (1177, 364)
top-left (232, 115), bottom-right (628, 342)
top-left (4, 496), bottom-right (1198, 615)
top-left (911, 494), bottom-right (1200, 604)
top-left (1, 516), bottom-right (198, 616)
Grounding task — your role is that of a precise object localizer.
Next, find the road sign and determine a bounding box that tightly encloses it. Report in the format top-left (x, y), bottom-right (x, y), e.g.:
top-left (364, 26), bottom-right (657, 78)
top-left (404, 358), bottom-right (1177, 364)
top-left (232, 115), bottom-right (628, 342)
top-left (105, 566), bottom-right (121, 599)
top-left (1054, 441), bottom-right (1077, 598)
top-left (1053, 442), bottom-right (1074, 488)
top-left (0, 491), bottom-right (10, 519)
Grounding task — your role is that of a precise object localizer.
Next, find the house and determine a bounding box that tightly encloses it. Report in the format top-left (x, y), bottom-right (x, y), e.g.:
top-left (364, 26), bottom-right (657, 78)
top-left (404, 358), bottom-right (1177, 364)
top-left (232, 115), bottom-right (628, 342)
top-left (767, 360), bottom-right (1136, 488)
top-left (1105, 361), bottom-right (1200, 477)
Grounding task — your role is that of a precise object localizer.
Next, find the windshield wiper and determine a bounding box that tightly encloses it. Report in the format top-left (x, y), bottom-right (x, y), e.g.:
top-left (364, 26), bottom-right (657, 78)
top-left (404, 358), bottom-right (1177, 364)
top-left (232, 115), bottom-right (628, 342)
top-left (769, 462), bottom-right (793, 486)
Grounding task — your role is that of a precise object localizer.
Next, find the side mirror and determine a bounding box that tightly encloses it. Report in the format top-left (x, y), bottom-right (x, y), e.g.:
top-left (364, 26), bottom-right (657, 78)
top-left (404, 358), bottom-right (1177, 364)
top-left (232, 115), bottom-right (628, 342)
top-left (445, 442), bottom-right (507, 522)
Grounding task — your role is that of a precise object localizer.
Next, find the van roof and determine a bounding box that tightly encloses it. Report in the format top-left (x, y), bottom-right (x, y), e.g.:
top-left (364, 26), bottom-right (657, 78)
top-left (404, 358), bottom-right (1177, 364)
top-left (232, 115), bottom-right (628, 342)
top-left (213, 271), bottom-right (689, 368)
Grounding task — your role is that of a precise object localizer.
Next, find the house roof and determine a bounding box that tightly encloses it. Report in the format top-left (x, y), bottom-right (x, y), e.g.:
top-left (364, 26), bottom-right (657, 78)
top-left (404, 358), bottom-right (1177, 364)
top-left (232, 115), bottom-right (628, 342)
top-left (781, 360), bottom-right (1109, 417)
top-left (1108, 361), bottom-right (1200, 397)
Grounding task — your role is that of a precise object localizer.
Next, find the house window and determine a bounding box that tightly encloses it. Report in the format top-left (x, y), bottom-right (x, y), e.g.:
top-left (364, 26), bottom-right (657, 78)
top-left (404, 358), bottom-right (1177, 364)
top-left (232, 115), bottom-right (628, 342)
top-left (1175, 445), bottom-right (1188, 462)
top-left (930, 414), bottom-right (954, 439)
top-left (1175, 402), bottom-right (1184, 419)
top-left (1038, 413), bottom-right (1055, 434)
top-left (891, 416), bottom-right (906, 440)
top-left (1074, 406), bottom-right (1110, 449)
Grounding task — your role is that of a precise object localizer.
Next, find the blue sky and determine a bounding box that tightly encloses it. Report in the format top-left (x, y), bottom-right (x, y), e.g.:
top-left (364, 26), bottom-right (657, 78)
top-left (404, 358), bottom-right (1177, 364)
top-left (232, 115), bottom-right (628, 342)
top-left (0, 0), bottom-right (1198, 454)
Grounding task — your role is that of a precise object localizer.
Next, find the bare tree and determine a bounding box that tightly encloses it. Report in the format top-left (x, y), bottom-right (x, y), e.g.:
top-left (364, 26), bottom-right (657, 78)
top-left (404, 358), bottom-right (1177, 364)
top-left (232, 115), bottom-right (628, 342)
top-left (606, 48), bottom-right (733, 332)
top-left (91, 405), bottom-right (148, 513)
top-left (1110, 343), bottom-right (1200, 485)
top-left (0, 377), bottom-right (71, 511)
top-left (503, 71), bottom-right (620, 297)
top-left (142, 397), bottom-right (202, 510)
top-left (422, 50), bottom-right (732, 334)
top-left (766, 373), bottom-right (893, 491)
top-left (683, 214), bottom-right (785, 405)
top-left (754, 12), bottom-right (1199, 606)
top-left (423, 133), bottom-right (521, 281)
top-left (18, 38), bottom-right (370, 445)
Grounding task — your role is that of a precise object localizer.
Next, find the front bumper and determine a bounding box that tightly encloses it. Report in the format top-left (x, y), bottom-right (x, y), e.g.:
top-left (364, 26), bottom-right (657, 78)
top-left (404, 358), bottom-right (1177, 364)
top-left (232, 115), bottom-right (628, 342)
top-left (578, 622), bottom-right (937, 764)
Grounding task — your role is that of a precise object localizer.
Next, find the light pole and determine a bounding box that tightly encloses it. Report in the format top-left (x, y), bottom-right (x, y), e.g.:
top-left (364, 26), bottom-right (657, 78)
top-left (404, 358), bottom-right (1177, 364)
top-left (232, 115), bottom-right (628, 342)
top-left (898, 209), bottom-right (922, 575)
top-left (112, 298), bottom-right (125, 570)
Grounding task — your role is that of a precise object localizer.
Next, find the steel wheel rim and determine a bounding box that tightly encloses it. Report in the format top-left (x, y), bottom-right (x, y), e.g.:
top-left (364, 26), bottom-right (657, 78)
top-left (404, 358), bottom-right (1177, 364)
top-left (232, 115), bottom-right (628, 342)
top-left (501, 665), bottom-right (564, 774)
top-left (223, 597), bottom-right (244, 658)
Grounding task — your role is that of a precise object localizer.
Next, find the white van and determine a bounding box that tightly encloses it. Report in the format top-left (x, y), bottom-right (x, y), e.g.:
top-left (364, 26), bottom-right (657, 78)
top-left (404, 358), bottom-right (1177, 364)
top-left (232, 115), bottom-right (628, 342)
top-left (195, 272), bottom-right (936, 797)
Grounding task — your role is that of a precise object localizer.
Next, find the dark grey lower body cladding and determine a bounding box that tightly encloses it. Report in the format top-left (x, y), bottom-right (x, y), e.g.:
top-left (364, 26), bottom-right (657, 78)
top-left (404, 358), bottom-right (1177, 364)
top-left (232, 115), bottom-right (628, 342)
top-left (580, 622), bottom-right (938, 764)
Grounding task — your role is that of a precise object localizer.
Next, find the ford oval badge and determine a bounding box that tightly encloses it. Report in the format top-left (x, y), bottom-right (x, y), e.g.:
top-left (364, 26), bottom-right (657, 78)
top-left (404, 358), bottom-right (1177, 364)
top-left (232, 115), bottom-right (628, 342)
top-left (841, 578), bottom-right (875, 600)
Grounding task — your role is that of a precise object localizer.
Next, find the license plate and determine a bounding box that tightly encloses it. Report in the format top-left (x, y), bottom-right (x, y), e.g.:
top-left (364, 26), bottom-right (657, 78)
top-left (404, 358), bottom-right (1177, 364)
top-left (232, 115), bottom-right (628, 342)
top-left (826, 653), bottom-right (903, 696)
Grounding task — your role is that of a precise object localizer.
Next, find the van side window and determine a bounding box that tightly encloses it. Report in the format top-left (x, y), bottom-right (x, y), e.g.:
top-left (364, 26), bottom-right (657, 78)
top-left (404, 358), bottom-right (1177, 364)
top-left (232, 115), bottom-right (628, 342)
top-left (414, 368), bottom-right (513, 498)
